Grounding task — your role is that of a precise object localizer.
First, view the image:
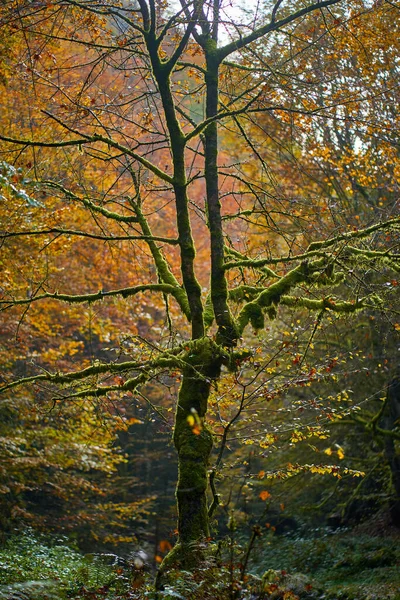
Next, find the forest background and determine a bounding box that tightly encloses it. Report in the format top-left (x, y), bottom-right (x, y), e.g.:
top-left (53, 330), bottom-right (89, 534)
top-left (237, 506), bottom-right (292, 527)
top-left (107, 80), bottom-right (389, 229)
top-left (0, 0), bottom-right (399, 598)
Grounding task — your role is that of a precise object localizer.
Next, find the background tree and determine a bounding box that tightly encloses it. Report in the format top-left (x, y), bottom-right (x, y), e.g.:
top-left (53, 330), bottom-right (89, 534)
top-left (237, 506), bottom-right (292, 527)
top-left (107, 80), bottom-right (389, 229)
top-left (214, 0), bottom-right (400, 530)
top-left (0, 0), bottom-right (399, 580)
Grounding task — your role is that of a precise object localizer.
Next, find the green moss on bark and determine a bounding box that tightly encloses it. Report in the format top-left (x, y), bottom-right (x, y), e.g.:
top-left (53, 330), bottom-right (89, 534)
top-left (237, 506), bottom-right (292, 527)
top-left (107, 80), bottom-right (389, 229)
top-left (172, 338), bottom-right (223, 549)
top-left (236, 263), bottom-right (307, 333)
top-left (203, 293), bottom-right (215, 329)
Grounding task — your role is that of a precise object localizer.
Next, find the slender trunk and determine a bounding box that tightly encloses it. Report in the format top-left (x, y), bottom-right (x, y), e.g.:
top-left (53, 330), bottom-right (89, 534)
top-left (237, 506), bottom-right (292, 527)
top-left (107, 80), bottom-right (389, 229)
top-left (149, 51), bottom-right (204, 339)
top-left (204, 41), bottom-right (238, 346)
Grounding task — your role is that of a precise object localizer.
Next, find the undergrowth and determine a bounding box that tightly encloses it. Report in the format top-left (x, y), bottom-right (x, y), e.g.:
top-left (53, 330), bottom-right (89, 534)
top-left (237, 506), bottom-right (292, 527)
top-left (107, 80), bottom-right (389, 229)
top-left (0, 529), bottom-right (136, 599)
top-left (1, 528), bottom-right (399, 599)
top-left (249, 527), bottom-right (400, 599)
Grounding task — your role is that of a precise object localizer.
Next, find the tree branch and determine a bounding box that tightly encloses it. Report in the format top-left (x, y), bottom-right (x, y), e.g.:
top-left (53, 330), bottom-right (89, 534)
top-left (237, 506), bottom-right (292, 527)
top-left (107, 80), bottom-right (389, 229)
top-left (217, 0), bottom-right (344, 61)
top-left (0, 283), bottom-right (185, 309)
top-left (0, 227), bottom-right (179, 245)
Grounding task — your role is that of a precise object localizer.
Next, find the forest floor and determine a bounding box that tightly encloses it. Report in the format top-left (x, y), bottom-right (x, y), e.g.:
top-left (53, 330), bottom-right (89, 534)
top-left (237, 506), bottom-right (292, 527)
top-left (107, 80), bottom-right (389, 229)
top-left (250, 510), bottom-right (400, 599)
top-left (0, 515), bottom-right (399, 600)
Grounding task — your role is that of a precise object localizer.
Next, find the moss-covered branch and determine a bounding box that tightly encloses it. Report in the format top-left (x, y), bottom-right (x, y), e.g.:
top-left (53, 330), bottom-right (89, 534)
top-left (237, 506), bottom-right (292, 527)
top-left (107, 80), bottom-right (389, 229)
top-left (0, 227), bottom-right (179, 245)
top-left (224, 245), bottom-right (279, 279)
top-left (0, 127), bottom-right (173, 184)
top-left (50, 373), bottom-right (147, 401)
top-left (306, 217), bottom-right (400, 253)
top-left (234, 257), bottom-right (364, 333)
top-left (224, 216), bottom-right (400, 271)
top-left (350, 415), bottom-right (400, 441)
top-left (130, 194), bottom-right (191, 320)
top-left (236, 262), bottom-right (309, 333)
top-left (0, 353), bottom-right (175, 395)
top-left (0, 337), bottom-right (230, 396)
top-left (0, 283), bottom-right (187, 309)
top-left (279, 294), bottom-right (371, 313)
top-left (41, 181), bottom-right (140, 224)
top-left (217, 0), bottom-right (343, 60)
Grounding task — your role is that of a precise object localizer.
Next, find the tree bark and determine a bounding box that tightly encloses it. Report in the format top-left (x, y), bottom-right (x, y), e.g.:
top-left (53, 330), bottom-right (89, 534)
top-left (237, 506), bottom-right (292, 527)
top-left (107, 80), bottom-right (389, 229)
top-left (174, 372), bottom-right (213, 544)
top-left (157, 339), bottom-right (221, 580)
top-left (203, 41), bottom-right (238, 347)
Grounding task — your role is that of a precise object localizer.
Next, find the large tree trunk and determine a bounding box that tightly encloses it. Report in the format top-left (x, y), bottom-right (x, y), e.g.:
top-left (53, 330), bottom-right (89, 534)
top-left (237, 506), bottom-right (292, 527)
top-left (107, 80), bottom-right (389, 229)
top-left (156, 339), bottom-right (221, 581)
top-left (174, 371), bottom-right (213, 545)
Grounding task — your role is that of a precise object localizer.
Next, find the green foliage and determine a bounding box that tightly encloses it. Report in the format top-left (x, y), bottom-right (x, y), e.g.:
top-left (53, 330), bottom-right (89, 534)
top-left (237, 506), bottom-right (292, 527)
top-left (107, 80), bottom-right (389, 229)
top-left (157, 566), bottom-right (234, 600)
top-left (261, 569), bottom-right (322, 599)
top-left (0, 530), bottom-right (131, 599)
top-left (250, 528), bottom-right (400, 600)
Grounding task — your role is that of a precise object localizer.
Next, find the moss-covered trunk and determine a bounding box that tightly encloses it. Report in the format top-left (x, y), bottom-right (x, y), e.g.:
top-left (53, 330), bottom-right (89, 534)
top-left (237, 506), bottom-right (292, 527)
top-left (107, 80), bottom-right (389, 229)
top-left (174, 340), bottom-right (222, 544)
top-left (157, 340), bottom-right (221, 580)
top-left (174, 372), bottom-right (213, 544)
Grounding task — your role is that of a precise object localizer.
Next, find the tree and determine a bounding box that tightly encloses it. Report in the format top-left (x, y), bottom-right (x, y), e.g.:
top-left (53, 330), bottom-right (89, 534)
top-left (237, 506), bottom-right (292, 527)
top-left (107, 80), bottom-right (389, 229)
top-left (0, 0), bottom-right (399, 578)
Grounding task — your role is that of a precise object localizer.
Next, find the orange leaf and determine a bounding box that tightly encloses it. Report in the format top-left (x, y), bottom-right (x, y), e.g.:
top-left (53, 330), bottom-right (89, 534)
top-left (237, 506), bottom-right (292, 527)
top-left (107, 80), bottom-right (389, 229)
top-left (259, 490), bottom-right (271, 501)
top-left (159, 540), bottom-right (172, 553)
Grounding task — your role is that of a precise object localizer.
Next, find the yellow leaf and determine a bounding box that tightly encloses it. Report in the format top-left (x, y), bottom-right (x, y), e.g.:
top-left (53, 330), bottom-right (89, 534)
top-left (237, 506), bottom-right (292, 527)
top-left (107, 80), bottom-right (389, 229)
top-left (126, 417), bottom-right (143, 425)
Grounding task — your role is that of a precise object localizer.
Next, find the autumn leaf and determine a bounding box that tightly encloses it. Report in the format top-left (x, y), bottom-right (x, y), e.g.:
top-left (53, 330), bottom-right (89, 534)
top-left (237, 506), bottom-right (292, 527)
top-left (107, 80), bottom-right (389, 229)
top-left (126, 417), bottom-right (143, 425)
top-left (159, 540), bottom-right (172, 553)
top-left (187, 410), bottom-right (202, 435)
top-left (259, 490), bottom-right (272, 501)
